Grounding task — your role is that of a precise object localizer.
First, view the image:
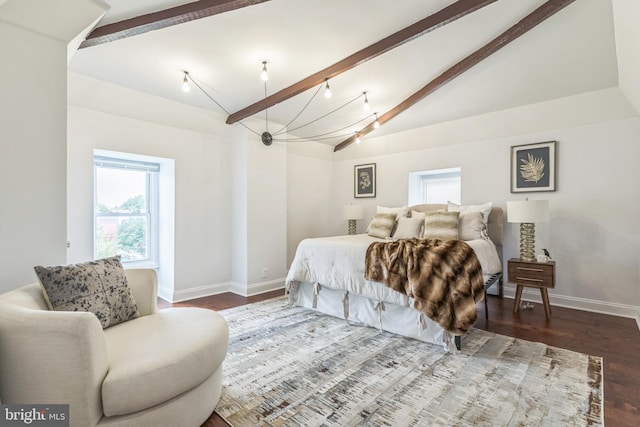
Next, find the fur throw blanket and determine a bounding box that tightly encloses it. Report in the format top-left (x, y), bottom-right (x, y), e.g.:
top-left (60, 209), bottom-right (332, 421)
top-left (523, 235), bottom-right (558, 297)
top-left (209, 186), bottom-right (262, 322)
top-left (365, 238), bottom-right (484, 335)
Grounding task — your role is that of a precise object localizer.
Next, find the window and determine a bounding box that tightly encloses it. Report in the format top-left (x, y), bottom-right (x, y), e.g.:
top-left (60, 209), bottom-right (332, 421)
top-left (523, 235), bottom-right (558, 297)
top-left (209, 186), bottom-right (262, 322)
top-left (94, 155), bottom-right (159, 266)
top-left (408, 167), bottom-right (461, 205)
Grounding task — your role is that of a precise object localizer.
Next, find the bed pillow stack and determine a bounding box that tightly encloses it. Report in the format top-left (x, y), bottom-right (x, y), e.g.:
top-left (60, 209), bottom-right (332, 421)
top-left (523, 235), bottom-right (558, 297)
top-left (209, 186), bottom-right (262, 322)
top-left (365, 202), bottom-right (492, 241)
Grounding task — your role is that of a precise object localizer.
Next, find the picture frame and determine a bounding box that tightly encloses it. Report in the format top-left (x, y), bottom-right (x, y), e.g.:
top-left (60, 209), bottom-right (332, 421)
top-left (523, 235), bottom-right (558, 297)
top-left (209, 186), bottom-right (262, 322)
top-left (354, 163), bottom-right (376, 198)
top-left (511, 141), bottom-right (557, 193)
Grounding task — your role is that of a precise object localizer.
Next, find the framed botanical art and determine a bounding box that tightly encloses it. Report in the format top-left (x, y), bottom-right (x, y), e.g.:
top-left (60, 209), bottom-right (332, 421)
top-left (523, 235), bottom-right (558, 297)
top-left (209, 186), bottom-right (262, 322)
top-left (511, 141), bottom-right (557, 193)
top-left (354, 163), bottom-right (376, 198)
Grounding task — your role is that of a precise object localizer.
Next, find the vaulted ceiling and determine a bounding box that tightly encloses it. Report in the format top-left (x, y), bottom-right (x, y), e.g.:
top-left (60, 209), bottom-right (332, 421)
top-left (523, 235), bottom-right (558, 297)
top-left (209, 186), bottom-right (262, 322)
top-left (68, 0), bottom-right (622, 150)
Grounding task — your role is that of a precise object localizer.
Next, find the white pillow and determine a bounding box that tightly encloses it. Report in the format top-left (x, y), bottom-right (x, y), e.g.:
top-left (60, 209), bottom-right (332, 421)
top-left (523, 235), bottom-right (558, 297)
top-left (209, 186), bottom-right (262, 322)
top-left (458, 211), bottom-right (484, 241)
top-left (447, 201), bottom-right (492, 225)
top-left (377, 205), bottom-right (409, 219)
top-left (367, 213), bottom-right (397, 239)
top-left (410, 210), bottom-right (426, 221)
top-left (393, 217), bottom-right (423, 239)
top-left (423, 211), bottom-right (460, 240)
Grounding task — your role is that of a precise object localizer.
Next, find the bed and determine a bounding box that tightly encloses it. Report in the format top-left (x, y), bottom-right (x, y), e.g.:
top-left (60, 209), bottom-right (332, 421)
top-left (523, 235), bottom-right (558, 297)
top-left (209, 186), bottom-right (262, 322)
top-left (285, 203), bottom-right (504, 351)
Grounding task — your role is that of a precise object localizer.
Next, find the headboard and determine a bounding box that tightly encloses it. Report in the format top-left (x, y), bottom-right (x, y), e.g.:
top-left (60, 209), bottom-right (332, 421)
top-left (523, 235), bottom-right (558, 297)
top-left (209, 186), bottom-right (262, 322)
top-left (408, 204), bottom-right (504, 246)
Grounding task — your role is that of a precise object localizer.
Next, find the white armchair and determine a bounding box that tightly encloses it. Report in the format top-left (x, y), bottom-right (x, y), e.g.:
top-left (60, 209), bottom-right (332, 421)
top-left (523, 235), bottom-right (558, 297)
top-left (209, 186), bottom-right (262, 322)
top-left (0, 269), bottom-right (229, 427)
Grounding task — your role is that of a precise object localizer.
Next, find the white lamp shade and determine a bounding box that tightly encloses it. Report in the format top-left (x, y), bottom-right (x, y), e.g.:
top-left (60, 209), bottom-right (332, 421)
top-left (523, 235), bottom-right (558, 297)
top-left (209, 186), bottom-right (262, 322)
top-left (507, 200), bottom-right (549, 223)
top-left (343, 204), bottom-right (364, 220)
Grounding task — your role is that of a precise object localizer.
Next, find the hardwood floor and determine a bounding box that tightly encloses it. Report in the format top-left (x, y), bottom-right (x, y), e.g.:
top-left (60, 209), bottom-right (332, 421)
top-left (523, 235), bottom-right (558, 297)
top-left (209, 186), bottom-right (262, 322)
top-left (160, 291), bottom-right (640, 427)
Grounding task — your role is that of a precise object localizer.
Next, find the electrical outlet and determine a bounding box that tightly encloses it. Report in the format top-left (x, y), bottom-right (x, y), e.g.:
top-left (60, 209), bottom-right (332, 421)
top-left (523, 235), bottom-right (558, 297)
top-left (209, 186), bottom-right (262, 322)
top-left (261, 268), bottom-right (268, 279)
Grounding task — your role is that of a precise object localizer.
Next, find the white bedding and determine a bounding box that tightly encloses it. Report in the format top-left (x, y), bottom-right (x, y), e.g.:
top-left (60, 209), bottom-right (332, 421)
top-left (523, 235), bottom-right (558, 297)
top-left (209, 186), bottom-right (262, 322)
top-left (285, 234), bottom-right (502, 307)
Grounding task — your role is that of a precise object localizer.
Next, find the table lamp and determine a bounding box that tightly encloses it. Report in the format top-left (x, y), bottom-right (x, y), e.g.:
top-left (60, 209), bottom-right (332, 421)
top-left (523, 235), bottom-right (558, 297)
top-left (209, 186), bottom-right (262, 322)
top-left (343, 204), bottom-right (363, 235)
top-left (507, 199), bottom-right (549, 262)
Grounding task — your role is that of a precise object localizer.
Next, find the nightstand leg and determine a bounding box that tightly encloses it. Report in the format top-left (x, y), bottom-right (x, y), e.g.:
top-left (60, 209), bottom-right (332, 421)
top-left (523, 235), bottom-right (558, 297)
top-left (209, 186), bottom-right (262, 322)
top-left (540, 288), bottom-right (552, 319)
top-left (513, 285), bottom-right (523, 313)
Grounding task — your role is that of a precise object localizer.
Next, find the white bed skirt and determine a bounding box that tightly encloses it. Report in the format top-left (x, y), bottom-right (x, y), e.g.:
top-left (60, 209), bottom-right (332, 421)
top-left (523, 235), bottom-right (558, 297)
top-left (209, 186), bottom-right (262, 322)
top-left (288, 281), bottom-right (457, 352)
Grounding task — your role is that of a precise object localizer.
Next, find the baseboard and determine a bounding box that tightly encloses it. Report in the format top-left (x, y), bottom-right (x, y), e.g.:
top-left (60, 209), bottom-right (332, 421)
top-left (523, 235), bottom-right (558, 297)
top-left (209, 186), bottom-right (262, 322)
top-left (503, 286), bottom-right (640, 330)
top-left (170, 282), bottom-right (232, 303)
top-left (229, 278), bottom-right (285, 297)
top-left (159, 278), bottom-right (285, 303)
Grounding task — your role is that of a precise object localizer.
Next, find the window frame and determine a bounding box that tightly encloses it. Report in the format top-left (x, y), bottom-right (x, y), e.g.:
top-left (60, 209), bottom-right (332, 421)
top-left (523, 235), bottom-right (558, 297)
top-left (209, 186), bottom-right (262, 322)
top-left (93, 155), bottom-right (160, 268)
top-left (408, 167), bottom-right (461, 206)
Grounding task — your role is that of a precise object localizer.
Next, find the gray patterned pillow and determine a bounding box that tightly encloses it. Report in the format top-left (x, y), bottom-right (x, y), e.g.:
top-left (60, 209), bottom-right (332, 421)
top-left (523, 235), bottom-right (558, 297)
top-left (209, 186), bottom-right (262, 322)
top-left (34, 256), bottom-right (139, 328)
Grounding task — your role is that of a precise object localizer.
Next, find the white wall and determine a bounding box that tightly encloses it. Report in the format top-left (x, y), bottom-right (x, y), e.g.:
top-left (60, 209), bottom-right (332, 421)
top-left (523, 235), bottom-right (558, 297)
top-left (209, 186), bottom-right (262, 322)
top-left (0, 0), bottom-right (106, 292)
top-left (68, 75), bottom-right (289, 300)
top-left (67, 78), bottom-right (235, 300)
top-left (613, 0), bottom-right (640, 112)
top-left (318, 88), bottom-right (640, 320)
top-left (246, 131), bottom-right (288, 291)
top-left (286, 143), bottom-right (335, 265)
top-left (229, 122), bottom-right (289, 296)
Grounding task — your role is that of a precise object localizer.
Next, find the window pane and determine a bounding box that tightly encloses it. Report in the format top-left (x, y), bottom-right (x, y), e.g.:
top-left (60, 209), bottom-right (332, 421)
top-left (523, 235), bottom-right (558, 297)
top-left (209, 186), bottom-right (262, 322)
top-left (408, 168), bottom-right (461, 205)
top-left (96, 167), bottom-right (147, 213)
top-left (424, 176), bottom-right (461, 204)
top-left (95, 164), bottom-right (151, 262)
top-left (96, 215), bottom-right (148, 261)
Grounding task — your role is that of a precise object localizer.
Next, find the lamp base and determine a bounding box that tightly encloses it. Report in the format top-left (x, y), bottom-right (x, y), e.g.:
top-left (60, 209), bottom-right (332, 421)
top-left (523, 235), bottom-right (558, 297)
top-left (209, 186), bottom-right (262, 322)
top-left (519, 222), bottom-right (536, 262)
top-left (347, 219), bottom-right (357, 235)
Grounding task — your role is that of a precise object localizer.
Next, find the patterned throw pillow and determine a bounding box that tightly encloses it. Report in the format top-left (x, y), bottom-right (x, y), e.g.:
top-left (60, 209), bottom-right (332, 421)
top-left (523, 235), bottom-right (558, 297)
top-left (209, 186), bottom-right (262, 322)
top-left (34, 256), bottom-right (139, 329)
top-left (423, 211), bottom-right (460, 240)
top-left (367, 213), bottom-right (398, 239)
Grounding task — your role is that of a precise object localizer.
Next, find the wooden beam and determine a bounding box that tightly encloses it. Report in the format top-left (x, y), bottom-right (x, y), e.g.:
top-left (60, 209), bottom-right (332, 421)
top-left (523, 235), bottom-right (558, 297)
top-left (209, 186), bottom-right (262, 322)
top-left (80, 0), bottom-right (270, 48)
top-left (226, 0), bottom-right (497, 125)
top-left (334, 0), bottom-right (576, 152)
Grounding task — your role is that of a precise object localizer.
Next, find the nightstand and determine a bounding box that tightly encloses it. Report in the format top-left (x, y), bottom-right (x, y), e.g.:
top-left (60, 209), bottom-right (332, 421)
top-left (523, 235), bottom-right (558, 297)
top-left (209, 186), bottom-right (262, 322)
top-left (507, 258), bottom-right (555, 319)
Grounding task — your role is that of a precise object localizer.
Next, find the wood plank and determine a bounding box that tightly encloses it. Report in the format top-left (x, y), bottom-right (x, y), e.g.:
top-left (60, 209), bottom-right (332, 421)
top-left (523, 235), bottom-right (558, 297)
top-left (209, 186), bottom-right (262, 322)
top-left (334, 0), bottom-right (576, 151)
top-left (80, 0), bottom-right (270, 48)
top-left (161, 289), bottom-right (640, 426)
top-left (225, 0), bottom-right (497, 124)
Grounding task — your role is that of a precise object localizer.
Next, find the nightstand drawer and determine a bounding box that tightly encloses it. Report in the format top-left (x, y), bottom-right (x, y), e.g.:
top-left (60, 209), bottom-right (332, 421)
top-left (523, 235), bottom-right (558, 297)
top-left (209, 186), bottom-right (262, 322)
top-left (508, 261), bottom-right (555, 288)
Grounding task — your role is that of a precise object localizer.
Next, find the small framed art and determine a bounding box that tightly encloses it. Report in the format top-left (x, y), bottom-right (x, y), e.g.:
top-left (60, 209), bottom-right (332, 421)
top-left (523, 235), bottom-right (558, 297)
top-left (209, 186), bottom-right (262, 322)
top-left (511, 141), bottom-right (557, 193)
top-left (354, 163), bottom-right (376, 198)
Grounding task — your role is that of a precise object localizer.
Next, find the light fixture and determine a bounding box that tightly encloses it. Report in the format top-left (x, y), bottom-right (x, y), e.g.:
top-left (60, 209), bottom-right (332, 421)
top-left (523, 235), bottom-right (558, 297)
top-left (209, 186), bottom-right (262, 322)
top-left (507, 199), bottom-right (549, 262)
top-left (373, 113), bottom-right (380, 129)
top-left (324, 79), bottom-right (332, 99)
top-left (180, 69), bottom-right (372, 146)
top-left (182, 71), bottom-right (190, 92)
top-left (363, 92), bottom-right (370, 111)
top-left (260, 61), bottom-right (268, 82)
top-left (355, 132), bottom-right (361, 144)
top-left (343, 204), bottom-right (363, 235)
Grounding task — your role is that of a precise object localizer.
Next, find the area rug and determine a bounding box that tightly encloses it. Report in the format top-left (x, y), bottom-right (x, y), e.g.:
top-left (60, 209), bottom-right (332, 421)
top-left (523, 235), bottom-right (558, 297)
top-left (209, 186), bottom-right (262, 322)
top-left (216, 297), bottom-right (603, 427)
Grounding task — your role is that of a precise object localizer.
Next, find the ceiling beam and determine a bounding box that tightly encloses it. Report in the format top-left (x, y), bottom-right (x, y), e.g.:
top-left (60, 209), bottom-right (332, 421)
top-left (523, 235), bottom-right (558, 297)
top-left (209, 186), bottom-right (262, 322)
top-left (334, 0), bottom-right (576, 152)
top-left (225, 0), bottom-right (497, 125)
top-left (80, 0), bottom-right (270, 48)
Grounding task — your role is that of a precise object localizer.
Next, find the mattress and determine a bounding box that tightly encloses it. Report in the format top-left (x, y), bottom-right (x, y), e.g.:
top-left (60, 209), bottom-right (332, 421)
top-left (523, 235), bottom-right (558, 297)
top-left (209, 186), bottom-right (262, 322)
top-left (285, 234), bottom-right (502, 308)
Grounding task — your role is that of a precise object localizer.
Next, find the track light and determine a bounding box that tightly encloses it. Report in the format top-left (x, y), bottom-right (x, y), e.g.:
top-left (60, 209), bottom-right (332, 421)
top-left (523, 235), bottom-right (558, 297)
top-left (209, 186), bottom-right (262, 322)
top-left (261, 61), bottom-right (268, 82)
top-left (373, 113), bottom-right (380, 129)
top-left (355, 132), bottom-right (361, 144)
top-left (182, 71), bottom-right (190, 92)
top-left (363, 92), bottom-right (370, 111)
top-left (324, 79), bottom-right (332, 99)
